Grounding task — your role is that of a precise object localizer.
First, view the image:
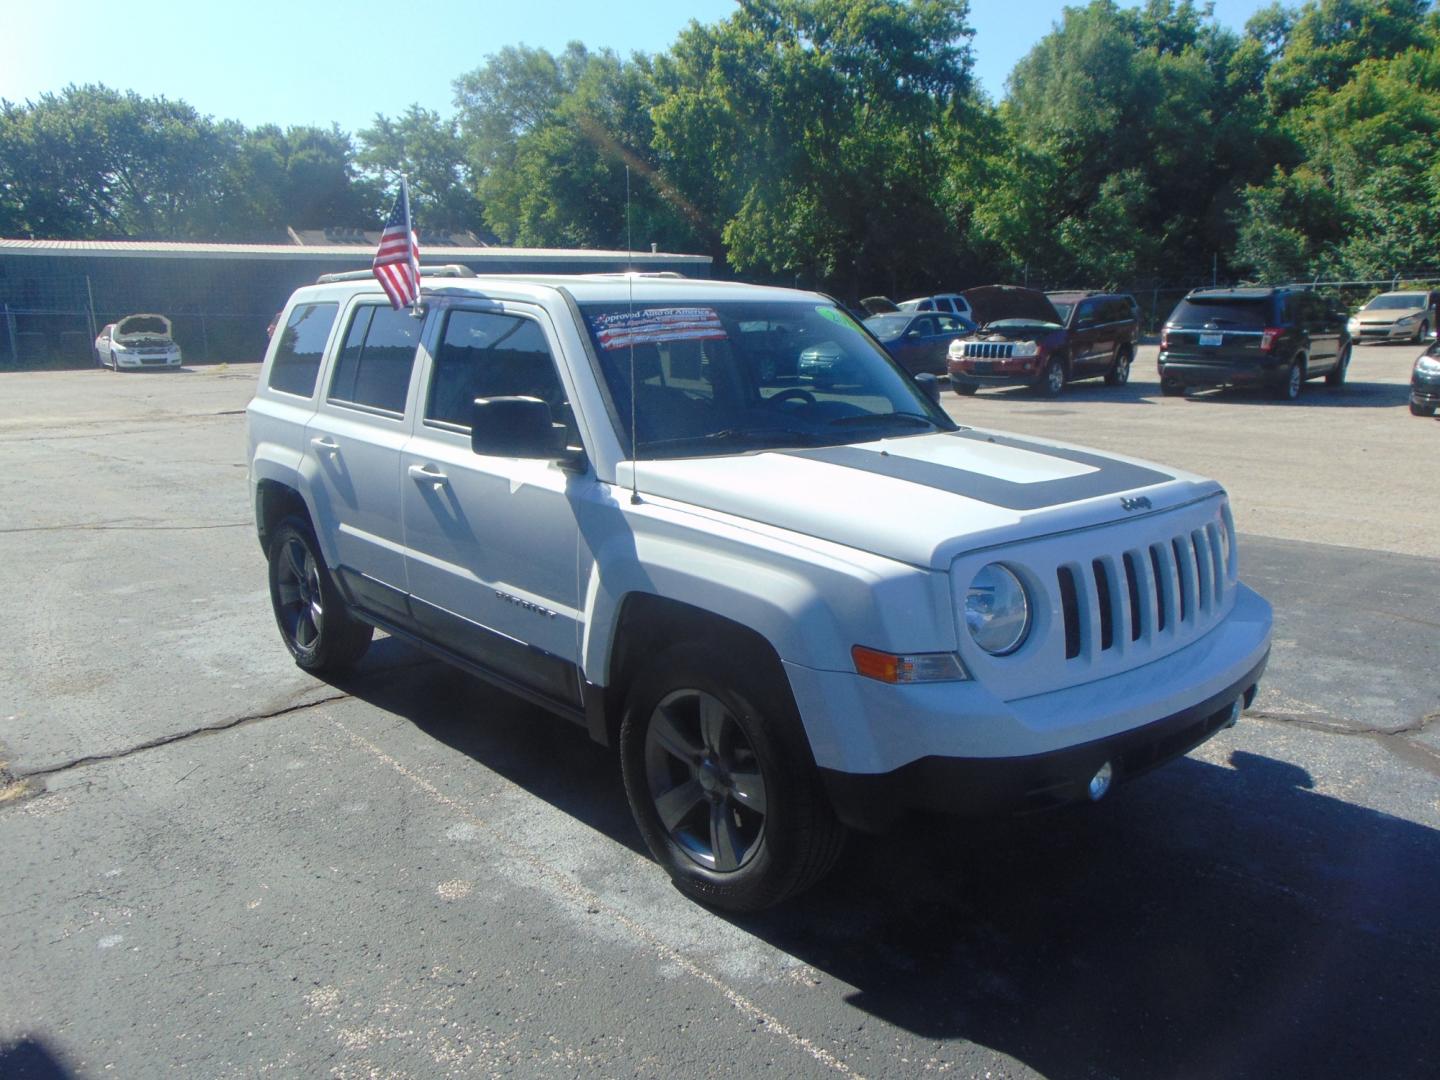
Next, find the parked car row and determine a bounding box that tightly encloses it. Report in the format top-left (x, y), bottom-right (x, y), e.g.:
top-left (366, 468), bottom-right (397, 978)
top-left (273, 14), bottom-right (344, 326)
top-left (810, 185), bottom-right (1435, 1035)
top-left (859, 284), bottom-right (1435, 412)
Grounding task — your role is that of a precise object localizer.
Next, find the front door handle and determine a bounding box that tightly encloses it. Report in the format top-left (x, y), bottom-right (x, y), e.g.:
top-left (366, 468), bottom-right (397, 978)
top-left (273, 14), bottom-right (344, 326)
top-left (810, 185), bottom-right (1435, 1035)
top-left (310, 436), bottom-right (339, 454)
top-left (408, 463), bottom-right (448, 485)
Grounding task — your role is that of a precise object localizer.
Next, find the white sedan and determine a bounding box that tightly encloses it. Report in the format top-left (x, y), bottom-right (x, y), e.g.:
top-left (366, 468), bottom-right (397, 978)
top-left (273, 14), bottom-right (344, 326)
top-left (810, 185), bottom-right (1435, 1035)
top-left (95, 314), bottom-right (183, 370)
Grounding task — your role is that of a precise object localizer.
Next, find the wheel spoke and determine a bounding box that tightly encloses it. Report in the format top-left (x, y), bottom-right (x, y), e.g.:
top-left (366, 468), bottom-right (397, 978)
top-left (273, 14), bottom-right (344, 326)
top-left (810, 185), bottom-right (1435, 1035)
top-left (710, 801), bottom-right (742, 872)
top-left (283, 540), bottom-right (307, 585)
top-left (698, 695), bottom-right (728, 755)
top-left (654, 779), bottom-right (705, 832)
top-left (728, 770), bottom-right (767, 817)
top-left (650, 707), bottom-right (701, 764)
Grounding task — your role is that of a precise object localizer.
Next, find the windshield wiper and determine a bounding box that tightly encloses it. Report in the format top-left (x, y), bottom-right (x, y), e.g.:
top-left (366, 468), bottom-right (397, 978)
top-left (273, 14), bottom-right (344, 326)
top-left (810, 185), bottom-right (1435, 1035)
top-left (827, 412), bottom-right (938, 430)
top-left (638, 427), bottom-right (830, 453)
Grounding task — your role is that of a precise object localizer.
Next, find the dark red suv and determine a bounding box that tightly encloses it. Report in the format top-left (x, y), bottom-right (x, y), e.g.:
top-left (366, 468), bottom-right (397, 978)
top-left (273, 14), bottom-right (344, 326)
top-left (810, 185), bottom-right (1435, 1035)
top-left (946, 288), bottom-right (1139, 397)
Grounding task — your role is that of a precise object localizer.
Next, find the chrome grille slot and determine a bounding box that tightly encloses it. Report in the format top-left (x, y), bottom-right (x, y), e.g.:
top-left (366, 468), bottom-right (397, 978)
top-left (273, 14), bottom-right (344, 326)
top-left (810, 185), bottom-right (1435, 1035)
top-left (964, 342), bottom-right (1015, 360)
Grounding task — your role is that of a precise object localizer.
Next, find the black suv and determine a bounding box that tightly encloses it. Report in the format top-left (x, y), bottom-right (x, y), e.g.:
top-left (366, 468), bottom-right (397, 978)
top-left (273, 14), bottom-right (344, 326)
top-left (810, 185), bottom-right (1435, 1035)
top-left (1158, 287), bottom-right (1351, 400)
top-left (946, 288), bottom-right (1139, 397)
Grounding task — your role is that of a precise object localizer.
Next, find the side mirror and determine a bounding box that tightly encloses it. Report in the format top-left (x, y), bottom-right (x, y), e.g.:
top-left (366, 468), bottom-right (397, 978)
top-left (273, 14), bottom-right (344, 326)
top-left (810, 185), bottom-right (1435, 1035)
top-left (470, 396), bottom-right (576, 464)
top-left (914, 372), bottom-right (942, 406)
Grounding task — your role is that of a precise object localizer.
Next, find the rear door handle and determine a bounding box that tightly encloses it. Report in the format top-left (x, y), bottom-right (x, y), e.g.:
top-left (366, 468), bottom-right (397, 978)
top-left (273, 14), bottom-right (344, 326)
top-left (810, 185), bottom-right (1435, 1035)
top-left (408, 463), bottom-right (448, 485)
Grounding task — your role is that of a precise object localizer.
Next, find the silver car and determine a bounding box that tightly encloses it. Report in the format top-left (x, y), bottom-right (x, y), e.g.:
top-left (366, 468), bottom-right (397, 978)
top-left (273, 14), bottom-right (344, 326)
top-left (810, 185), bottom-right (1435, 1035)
top-left (1346, 290), bottom-right (1439, 343)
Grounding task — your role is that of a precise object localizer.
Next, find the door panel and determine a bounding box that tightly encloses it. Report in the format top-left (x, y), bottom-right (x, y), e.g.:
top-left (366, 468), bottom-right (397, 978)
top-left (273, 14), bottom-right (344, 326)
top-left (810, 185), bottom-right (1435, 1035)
top-left (401, 303), bottom-right (585, 704)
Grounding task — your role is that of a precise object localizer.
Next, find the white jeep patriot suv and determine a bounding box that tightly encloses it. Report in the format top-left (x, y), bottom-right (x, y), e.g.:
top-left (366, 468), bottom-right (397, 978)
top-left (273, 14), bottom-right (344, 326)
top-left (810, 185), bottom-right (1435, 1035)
top-left (247, 268), bottom-right (1272, 911)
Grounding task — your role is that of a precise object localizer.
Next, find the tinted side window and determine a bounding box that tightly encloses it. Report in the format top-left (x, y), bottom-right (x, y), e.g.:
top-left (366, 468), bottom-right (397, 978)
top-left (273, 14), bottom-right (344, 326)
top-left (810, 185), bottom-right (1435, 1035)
top-left (329, 304), bottom-right (420, 414)
top-left (1075, 300), bottom-right (1098, 325)
top-left (268, 303), bottom-right (338, 398)
top-left (1102, 299), bottom-right (1131, 323)
top-left (426, 310), bottom-right (576, 434)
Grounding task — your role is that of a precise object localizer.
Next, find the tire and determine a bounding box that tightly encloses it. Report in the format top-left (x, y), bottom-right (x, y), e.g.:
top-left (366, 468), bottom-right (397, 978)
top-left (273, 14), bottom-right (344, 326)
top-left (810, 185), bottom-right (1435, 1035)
top-left (1274, 358), bottom-right (1304, 401)
top-left (1411, 400), bottom-right (1437, 417)
top-left (1160, 379), bottom-right (1185, 397)
top-left (619, 642), bottom-right (845, 912)
top-left (952, 383), bottom-right (978, 396)
top-left (1035, 356), bottom-right (1066, 397)
top-left (1325, 345), bottom-right (1351, 387)
top-left (1413, 320), bottom-right (1429, 344)
top-left (267, 515), bottom-right (372, 674)
top-left (1104, 346), bottom-right (1132, 386)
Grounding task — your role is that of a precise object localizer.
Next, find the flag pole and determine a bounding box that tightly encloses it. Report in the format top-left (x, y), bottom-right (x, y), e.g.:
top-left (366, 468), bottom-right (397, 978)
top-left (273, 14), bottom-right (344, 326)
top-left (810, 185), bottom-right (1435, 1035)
top-left (401, 174), bottom-right (420, 318)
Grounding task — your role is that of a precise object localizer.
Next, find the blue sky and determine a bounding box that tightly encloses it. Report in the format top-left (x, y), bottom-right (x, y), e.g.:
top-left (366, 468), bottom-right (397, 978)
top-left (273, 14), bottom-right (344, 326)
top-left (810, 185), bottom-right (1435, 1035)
top-left (1, 0), bottom-right (1275, 133)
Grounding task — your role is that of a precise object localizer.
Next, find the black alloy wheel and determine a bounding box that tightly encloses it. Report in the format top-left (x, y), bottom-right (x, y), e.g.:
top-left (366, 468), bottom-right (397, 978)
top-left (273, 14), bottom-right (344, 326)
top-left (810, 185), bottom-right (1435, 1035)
top-left (619, 643), bottom-right (845, 911)
top-left (267, 515), bottom-right (372, 674)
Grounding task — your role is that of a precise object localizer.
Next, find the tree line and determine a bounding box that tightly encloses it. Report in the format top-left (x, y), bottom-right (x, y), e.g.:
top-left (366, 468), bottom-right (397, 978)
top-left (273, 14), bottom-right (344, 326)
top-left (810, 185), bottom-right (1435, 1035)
top-left (1, 0), bottom-right (1435, 300)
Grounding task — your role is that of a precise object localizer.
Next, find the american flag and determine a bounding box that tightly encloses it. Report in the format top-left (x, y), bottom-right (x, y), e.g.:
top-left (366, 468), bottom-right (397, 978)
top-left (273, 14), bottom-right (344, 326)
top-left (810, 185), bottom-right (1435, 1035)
top-left (372, 179), bottom-right (420, 309)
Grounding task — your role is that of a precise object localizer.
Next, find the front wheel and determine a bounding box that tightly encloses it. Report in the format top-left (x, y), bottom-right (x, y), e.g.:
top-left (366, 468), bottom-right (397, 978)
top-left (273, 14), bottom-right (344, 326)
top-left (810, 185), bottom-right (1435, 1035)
top-left (1104, 346), bottom-right (1132, 386)
top-left (1413, 320), bottom-right (1430, 344)
top-left (619, 643), bottom-right (845, 912)
top-left (1035, 356), bottom-right (1066, 397)
top-left (1411, 400), bottom-right (1437, 417)
top-left (1325, 345), bottom-right (1351, 387)
top-left (267, 515), bottom-right (372, 674)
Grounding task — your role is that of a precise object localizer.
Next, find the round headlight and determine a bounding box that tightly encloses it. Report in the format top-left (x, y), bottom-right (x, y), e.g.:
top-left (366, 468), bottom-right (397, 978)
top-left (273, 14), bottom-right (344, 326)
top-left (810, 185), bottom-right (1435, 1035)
top-left (965, 563), bottom-right (1031, 655)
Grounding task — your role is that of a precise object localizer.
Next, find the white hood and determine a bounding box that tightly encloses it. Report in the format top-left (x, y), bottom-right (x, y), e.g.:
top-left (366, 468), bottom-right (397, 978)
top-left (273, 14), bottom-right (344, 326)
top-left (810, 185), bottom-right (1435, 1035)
top-left (622, 428), bottom-right (1219, 569)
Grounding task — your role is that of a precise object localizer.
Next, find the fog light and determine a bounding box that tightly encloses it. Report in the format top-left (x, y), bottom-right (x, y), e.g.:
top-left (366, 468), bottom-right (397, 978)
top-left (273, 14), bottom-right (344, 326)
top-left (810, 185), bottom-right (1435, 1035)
top-left (1088, 761), bottom-right (1113, 801)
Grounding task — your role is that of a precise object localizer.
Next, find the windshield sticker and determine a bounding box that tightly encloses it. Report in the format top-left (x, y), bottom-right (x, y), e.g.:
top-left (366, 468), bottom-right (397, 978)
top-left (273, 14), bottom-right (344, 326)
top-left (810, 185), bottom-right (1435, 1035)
top-left (816, 306), bottom-right (858, 330)
top-left (591, 307), bottom-right (727, 351)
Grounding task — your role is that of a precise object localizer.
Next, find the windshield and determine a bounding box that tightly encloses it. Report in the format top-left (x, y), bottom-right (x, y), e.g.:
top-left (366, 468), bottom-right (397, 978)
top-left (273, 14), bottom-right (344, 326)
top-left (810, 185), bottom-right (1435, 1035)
top-left (579, 300), bottom-right (955, 460)
top-left (1049, 301), bottom-right (1075, 323)
top-left (985, 317), bottom-right (1061, 330)
top-left (862, 313), bottom-right (912, 339)
top-left (1363, 293), bottom-right (1426, 311)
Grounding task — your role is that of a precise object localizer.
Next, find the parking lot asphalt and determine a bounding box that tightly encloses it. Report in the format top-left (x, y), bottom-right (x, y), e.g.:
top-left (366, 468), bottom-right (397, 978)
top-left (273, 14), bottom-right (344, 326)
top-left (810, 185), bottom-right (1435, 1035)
top-left (1, 349), bottom-right (1437, 1078)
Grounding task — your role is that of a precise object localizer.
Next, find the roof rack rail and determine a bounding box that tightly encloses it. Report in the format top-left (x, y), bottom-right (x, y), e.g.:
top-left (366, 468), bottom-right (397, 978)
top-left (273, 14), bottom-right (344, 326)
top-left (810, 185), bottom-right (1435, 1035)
top-left (315, 264), bottom-right (478, 285)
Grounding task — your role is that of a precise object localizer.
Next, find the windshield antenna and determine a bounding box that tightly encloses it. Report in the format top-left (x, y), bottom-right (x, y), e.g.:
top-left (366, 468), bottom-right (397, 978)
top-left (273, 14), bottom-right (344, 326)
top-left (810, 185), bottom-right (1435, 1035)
top-left (626, 165), bottom-right (640, 505)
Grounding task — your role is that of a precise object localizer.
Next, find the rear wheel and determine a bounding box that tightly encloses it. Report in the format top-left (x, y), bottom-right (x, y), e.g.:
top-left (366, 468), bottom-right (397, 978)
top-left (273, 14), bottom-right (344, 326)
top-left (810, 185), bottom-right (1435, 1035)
top-left (952, 383), bottom-right (978, 396)
top-left (267, 515), bottom-right (372, 674)
top-left (1104, 346), bottom-right (1132, 386)
top-left (1325, 345), bottom-right (1351, 387)
top-left (1160, 379), bottom-right (1185, 397)
top-left (1274, 359), bottom-right (1305, 401)
top-left (619, 642), bottom-right (845, 912)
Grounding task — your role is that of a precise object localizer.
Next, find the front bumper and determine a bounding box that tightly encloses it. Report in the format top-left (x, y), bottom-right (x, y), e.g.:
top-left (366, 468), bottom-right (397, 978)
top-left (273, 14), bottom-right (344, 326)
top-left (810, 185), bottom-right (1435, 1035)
top-left (946, 355), bottom-right (1044, 388)
top-left (784, 583), bottom-right (1272, 830)
top-left (115, 350), bottom-right (182, 368)
top-left (1351, 322), bottom-right (1422, 342)
top-left (820, 653), bottom-right (1264, 831)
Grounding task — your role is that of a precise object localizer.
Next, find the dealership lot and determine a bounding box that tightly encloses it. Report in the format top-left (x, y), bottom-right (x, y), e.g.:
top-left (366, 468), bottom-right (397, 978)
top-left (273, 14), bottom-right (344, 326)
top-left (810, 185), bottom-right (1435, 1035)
top-left (2, 344), bottom-right (1437, 1077)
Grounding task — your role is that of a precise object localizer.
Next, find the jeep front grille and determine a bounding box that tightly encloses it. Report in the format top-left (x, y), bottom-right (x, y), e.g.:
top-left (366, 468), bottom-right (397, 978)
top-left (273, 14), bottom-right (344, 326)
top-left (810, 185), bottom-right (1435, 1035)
top-left (962, 341), bottom-right (1016, 360)
top-left (1056, 524), bottom-right (1228, 662)
top-left (950, 497), bottom-right (1236, 699)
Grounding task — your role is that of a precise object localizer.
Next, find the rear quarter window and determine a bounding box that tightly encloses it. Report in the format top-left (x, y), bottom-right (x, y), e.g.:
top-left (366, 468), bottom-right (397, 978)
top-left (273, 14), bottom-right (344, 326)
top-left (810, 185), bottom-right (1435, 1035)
top-left (268, 302), bottom-right (338, 398)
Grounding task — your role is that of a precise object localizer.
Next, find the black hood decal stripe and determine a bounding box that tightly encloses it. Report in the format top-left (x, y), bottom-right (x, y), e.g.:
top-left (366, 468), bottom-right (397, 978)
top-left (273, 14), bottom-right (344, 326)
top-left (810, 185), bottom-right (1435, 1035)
top-left (781, 431), bottom-right (1172, 511)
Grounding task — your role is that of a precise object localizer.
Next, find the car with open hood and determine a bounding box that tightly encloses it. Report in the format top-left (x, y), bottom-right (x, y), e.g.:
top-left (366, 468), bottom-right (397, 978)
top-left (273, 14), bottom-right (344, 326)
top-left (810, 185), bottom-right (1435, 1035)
top-left (945, 288), bottom-right (1139, 396)
top-left (94, 314), bottom-right (183, 370)
top-left (247, 269), bottom-right (1271, 912)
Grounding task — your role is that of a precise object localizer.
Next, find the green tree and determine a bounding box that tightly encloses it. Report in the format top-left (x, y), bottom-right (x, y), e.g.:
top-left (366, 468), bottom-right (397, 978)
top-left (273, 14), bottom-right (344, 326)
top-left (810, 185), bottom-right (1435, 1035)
top-left (652, 0), bottom-right (977, 296)
top-left (358, 106), bottom-right (483, 232)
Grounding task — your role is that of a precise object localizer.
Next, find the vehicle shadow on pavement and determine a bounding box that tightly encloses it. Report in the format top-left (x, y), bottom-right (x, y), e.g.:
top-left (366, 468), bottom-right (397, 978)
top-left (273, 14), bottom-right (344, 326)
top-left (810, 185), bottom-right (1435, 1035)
top-left (332, 648), bottom-right (1439, 1079)
top-left (0, 1038), bottom-right (77, 1079)
top-left (1179, 380), bottom-right (1412, 408)
top-left (731, 748), bottom-right (1440, 1079)
top-left (334, 640), bottom-right (647, 857)
top-left (953, 381), bottom-right (1158, 407)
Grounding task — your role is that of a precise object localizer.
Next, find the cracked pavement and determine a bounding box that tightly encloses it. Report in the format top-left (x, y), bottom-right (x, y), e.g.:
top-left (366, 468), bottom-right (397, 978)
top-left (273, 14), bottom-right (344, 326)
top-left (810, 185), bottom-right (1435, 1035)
top-left (1, 358), bottom-right (1437, 1079)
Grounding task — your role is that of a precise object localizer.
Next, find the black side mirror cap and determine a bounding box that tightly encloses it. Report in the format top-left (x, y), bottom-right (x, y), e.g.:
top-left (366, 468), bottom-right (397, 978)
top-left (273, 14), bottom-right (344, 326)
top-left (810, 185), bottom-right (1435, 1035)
top-left (470, 396), bottom-right (578, 464)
